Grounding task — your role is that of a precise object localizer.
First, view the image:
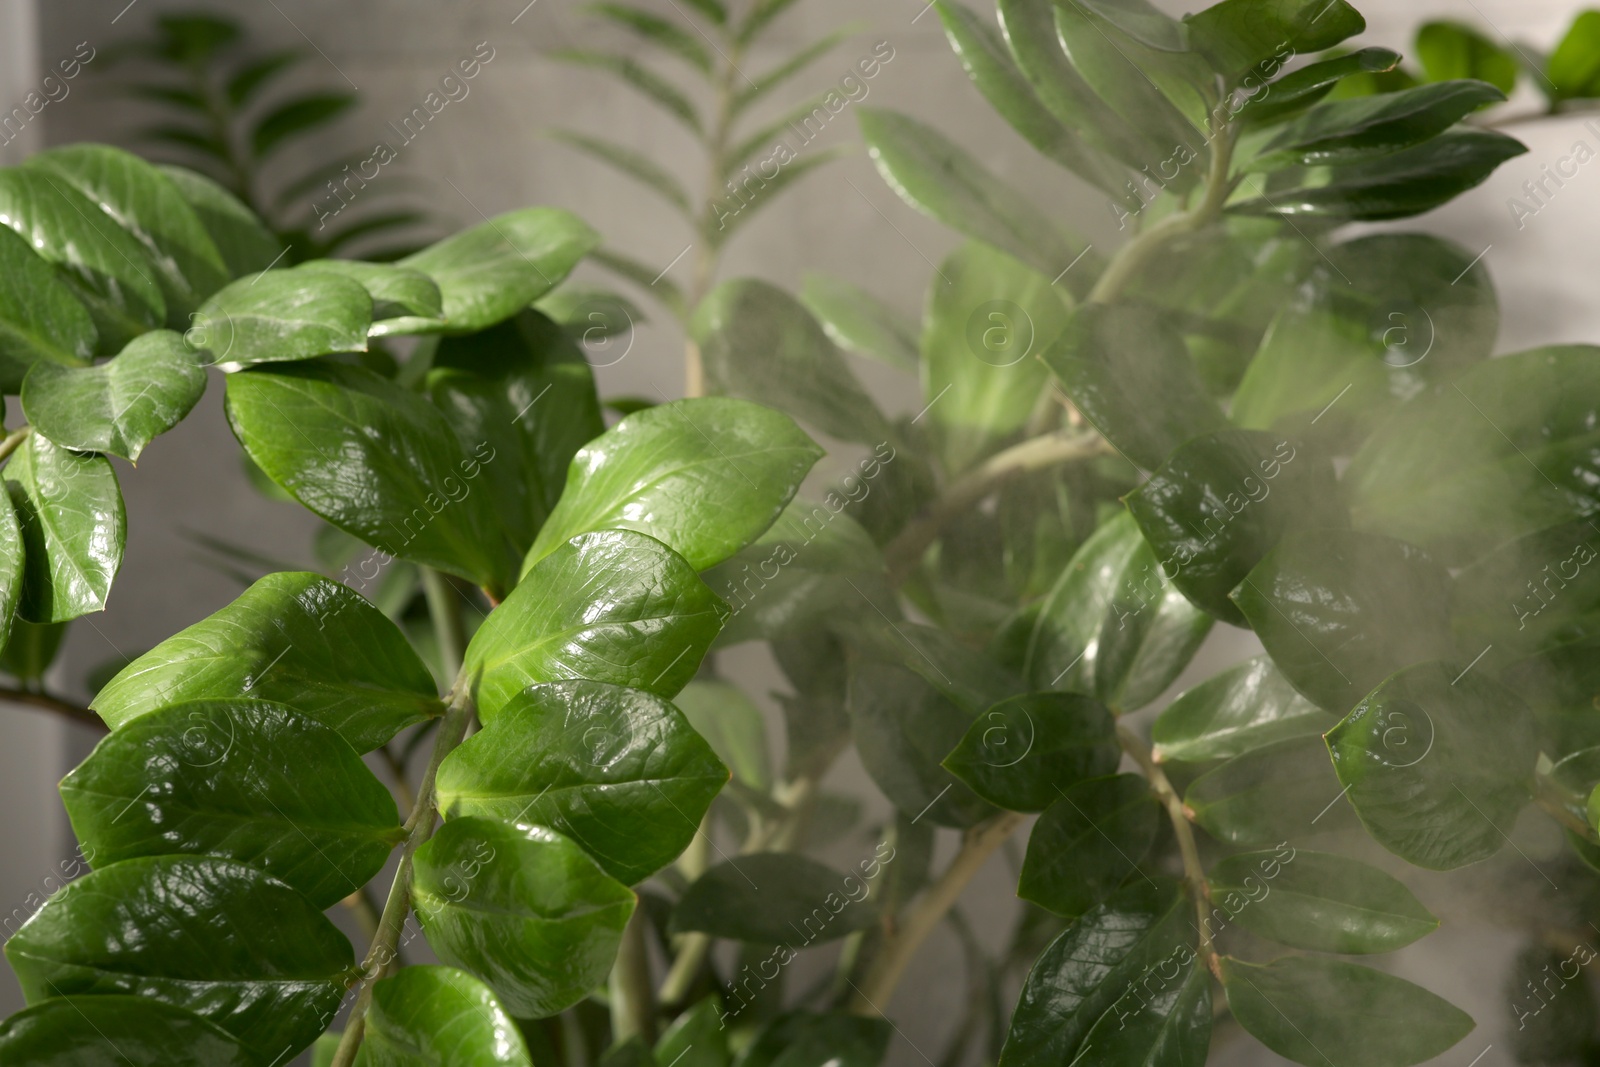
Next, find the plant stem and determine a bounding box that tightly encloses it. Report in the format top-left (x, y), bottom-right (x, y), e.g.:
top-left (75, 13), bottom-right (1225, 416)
top-left (682, 27), bottom-right (744, 397)
top-left (847, 810), bottom-right (1027, 1015)
top-left (609, 910), bottom-right (657, 1045)
top-left (0, 687), bottom-right (104, 731)
top-left (0, 426), bottom-right (31, 464)
top-left (329, 682), bottom-right (475, 1067)
top-left (883, 431), bottom-right (1108, 585)
top-left (1119, 724), bottom-right (1219, 978)
top-left (420, 567), bottom-right (466, 684)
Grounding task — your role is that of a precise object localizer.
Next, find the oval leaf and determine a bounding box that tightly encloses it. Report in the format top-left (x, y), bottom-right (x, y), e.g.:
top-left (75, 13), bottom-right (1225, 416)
top-left (669, 853), bottom-right (881, 944)
top-left (942, 691), bottom-right (1119, 813)
top-left (364, 966), bottom-right (534, 1067)
top-left (191, 269), bottom-right (372, 368)
top-left (1152, 655), bottom-right (1329, 763)
top-left (0, 224), bottom-right (96, 390)
top-left (1018, 773), bottom-right (1159, 918)
top-left (6, 431), bottom-right (125, 624)
top-left (0, 997), bottom-right (258, 1066)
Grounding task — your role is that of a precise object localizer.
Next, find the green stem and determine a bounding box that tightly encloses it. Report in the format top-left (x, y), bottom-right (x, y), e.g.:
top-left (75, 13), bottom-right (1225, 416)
top-left (609, 910), bottom-right (657, 1045)
top-left (330, 682), bottom-right (475, 1067)
top-left (420, 567), bottom-right (467, 685)
top-left (0, 425), bottom-right (31, 464)
top-left (683, 27), bottom-right (744, 396)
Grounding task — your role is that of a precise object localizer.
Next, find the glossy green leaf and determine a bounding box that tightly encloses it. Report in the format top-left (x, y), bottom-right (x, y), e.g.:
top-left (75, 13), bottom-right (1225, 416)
top-left (942, 692), bottom-right (1118, 813)
top-left (0, 486), bottom-right (24, 658)
top-left (225, 361), bottom-right (516, 591)
top-left (1417, 21), bottom-right (1518, 93)
top-left (91, 570), bottom-right (442, 752)
top-left (1252, 80), bottom-right (1506, 170)
top-left (1209, 849), bottom-right (1437, 953)
top-left (0, 169), bottom-right (165, 350)
top-left (692, 279), bottom-right (892, 446)
top-left (1237, 48), bottom-right (1403, 127)
top-left (26, 144), bottom-right (230, 319)
top-left (1547, 11), bottom-right (1600, 102)
top-left (857, 107), bottom-right (1097, 292)
top-left (251, 92), bottom-right (356, 159)
top-left (295, 259), bottom-right (444, 335)
top-left (399, 207), bottom-right (600, 333)
top-left (1152, 655), bottom-right (1328, 763)
top-left (674, 679), bottom-right (771, 790)
top-left (0, 997), bottom-right (258, 1066)
top-left (1230, 128), bottom-right (1527, 221)
top-left (549, 128), bottom-right (693, 215)
top-left (586, 4), bottom-right (712, 74)
top-left (551, 51), bottom-right (702, 134)
top-left (999, 880), bottom-right (1205, 1067)
top-left (62, 699), bottom-right (402, 908)
top-left (157, 164), bottom-right (284, 278)
top-left (670, 853), bottom-right (880, 943)
top-left (1186, 0), bottom-right (1364, 82)
top-left (428, 309), bottom-right (604, 554)
top-left (1222, 956), bottom-right (1473, 1067)
top-left (412, 817), bottom-right (635, 1018)
top-left (522, 397), bottom-right (822, 574)
top-left (436, 680), bottom-right (728, 885)
top-left (1346, 346), bottom-right (1600, 565)
top-left (467, 531), bottom-right (726, 718)
top-left (798, 272), bottom-right (918, 373)
top-left (1185, 735), bottom-right (1353, 845)
top-left (922, 242), bottom-right (1065, 474)
top-left (364, 966), bottom-right (534, 1067)
top-left (1452, 516), bottom-right (1600, 658)
top-left (1043, 303), bottom-right (1228, 471)
top-left (1126, 430), bottom-right (1345, 624)
top-left (737, 1013), bottom-right (891, 1067)
top-left (5, 855), bottom-right (352, 1057)
top-left (1018, 774), bottom-right (1159, 917)
top-left (0, 224), bottom-right (96, 391)
top-left (1026, 512), bottom-right (1213, 712)
top-left (190, 269), bottom-right (371, 368)
top-left (6, 432), bottom-right (125, 624)
top-left (1327, 662), bottom-right (1538, 870)
top-left (1232, 529), bottom-right (1454, 711)
top-left (22, 330), bottom-right (205, 461)
top-left (1055, 1), bottom-right (1211, 151)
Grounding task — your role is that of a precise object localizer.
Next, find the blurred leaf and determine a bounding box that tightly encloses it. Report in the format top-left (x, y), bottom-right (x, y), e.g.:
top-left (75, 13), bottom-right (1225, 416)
top-left (1452, 516), bottom-right (1600, 660)
top-left (1548, 11), bottom-right (1600, 102)
top-left (655, 997), bottom-right (729, 1067)
top-left (1185, 735), bottom-right (1354, 845)
top-left (675, 679), bottom-right (772, 791)
top-left (553, 51), bottom-right (703, 134)
top-left (1152, 655), bottom-right (1329, 763)
top-left (670, 853), bottom-right (880, 942)
top-left (586, 4), bottom-right (713, 74)
top-left (943, 691), bottom-right (1119, 813)
top-left (736, 1013), bottom-right (890, 1067)
top-left (251, 93), bottom-right (358, 160)
top-left (709, 146), bottom-right (851, 242)
top-left (733, 31), bottom-right (853, 115)
top-left (1055, 1), bottom-right (1212, 147)
top-left (1018, 774), bottom-right (1159, 918)
top-left (737, 0), bottom-right (799, 43)
top-left (0, 620), bottom-right (65, 683)
top-left (1238, 48), bottom-right (1403, 127)
top-left (549, 128), bottom-right (693, 215)
top-left (1187, 0), bottom-right (1364, 83)
top-left (1416, 21), bottom-right (1518, 93)
top-left (1250, 80), bottom-right (1507, 171)
top-left (159, 164), bottom-right (284, 277)
top-left (798, 272), bottom-right (918, 372)
top-left (226, 50), bottom-right (300, 107)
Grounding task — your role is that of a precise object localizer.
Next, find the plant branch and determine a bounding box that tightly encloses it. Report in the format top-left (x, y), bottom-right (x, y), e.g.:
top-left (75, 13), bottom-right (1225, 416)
top-left (329, 681), bottom-right (475, 1067)
top-left (847, 810), bottom-right (1027, 1015)
top-left (1119, 724), bottom-right (1219, 978)
top-left (420, 567), bottom-right (467, 684)
top-left (0, 426), bottom-right (31, 464)
top-left (610, 910), bottom-right (657, 1044)
top-left (884, 431), bottom-right (1109, 585)
top-left (0, 687), bottom-right (104, 731)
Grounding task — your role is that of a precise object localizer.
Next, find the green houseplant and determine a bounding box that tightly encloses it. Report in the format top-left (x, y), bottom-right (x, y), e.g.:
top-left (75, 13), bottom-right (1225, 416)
top-left (3, 0), bottom-right (1600, 1066)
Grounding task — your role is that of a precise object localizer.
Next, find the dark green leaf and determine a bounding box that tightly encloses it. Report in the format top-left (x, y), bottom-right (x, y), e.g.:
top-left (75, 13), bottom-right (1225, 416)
top-left (190, 269), bottom-right (372, 368)
top-left (737, 1013), bottom-right (890, 1067)
top-left (857, 108), bottom-right (1098, 291)
top-left (6, 432), bottom-right (125, 624)
top-left (670, 853), bottom-right (880, 943)
top-left (1221, 956), bottom-right (1473, 1067)
top-left (1416, 22), bottom-right (1518, 93)
top-left (1072, 0), bottom-right (1191, 51)
top-left (943, 692), bottom-right (1118, 812)
top-left (1252, 80), bottom-right (1507, 170)
top-left (1025, 512), bottom-right (1213, 712)
top-left (1238, 48), bottom-right (1403, 127)
top-left (0, 997), bottom-right (258, 1066)
top-left (655, 997), bottom-right (729, 1067)
top-left (226, 51), bottom-right (300, 107)
top-left (552, 51), bottom-right (702, 134)
top-left (1152, 655), bottom-right (1328, 763)
top-left (225, 361), bottom-right (517, 592)
top-left (91, 570), bottom-right (442, 751)
top-left (798, 272), bottom-right (918, 372)
top-left (535, 285), bottom-right (645, 342)
top-left (295, 259), bottom-right (444, 334)
top-left (0, 619), bottom-right (64, 682)
top-left (1018, 774), bottom-right (1159, 918)
top-left (0, 224), bottom-right (96, 390)
top-left (1547, 11), bottom-right (1600, 101)
top-left (399, 207), bottom-right (601, 334)
top-left (364, 965), bottom-right (534, 1066)
top-left (251, 92), bottom-right (357, 159)
top-left (467, 531), bottom-right (726, 718)
top-left (0, 169), bottom-right (165, 351)
top-left (681, 0), bottom-right (726, 24)
top-left (1452, 516), bottom-right (1600, 659)
top-left (1055, 1), bottom-right (1212, 148)
top-left (549, 128), bottom-right (693, 215)
top-left (1186, 0), bottom-right (1364, 83)
top-left (158, 164), bottom-right (284, 278)
top-left (1327, 661), bottom-right (1537, 870)
top-left (586, 4), bottom-right (712, 74)
top-left (1208, 849), bottom-right (1437, 953)
top-left (1043, 303), bottom-right (1228, 470)
top-left (1232, 529), bottom-right (1454, 711)
top-left (999, 880), bottom-right (1204, 1067)
top-left (736, 0), bottom-right (798, 43)
top-left (414, 817), bottom-right (633, 1018)
top-left (1126, 430), bottom-right (1345, 623)
top-left (1185, 735), bottom-right (1354, 845)
top-left (692, 278), bottom-right (892, 446)
top-left (522, 397), bottom-right (821, 573)
top-left (62, 699), bottom-right (401, 908)
top-left (732, 31), bottom-right (852, 115)
top-left (674, 679), bottom-right (771, 790)
top-left (26, 144), bottom-right (230, 319)
top-left (5, 856), bottom-right (352, 1057)
top-left (0, 492), bottom-right (23, 661)
top-left (589, 247), bottom-right (686, 320)
top-left (436, 680), bottom-right (728, 885)
top-left (23, 330), bottom-right (205, 461)
top-left (1507, 942), bottom-right (1600, 1064)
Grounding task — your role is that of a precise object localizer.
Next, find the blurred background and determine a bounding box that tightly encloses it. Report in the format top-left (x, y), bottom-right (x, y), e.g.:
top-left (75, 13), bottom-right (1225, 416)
top-left (2, 0), bottom-right (1599, 1062)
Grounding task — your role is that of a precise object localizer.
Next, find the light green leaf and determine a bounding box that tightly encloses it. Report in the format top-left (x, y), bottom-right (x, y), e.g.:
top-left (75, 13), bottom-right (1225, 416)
top-left (437, 680), bottom-right (727, 885)
top-left (1547, 11), bottom-right (1600, 102)
top-left (1251, 80), bottom-right (1507, 170)
top-left (1185, 735), bottom-right (1354, 845)
top-left (670, 853), bottom-right (880, 943)
top-left (1185, 0), bottom-right (1364, 83)
top-left (189, 269), bottom-right (371, 368)
top-left (225, 361), bottom-right (517, 592)
top-left (22, 330), bottom-right (205, 461)
top-left (0, 997), bottom-right (258, 1066)
top-left (798, 272), bottom-right (918, 372)
top-left (1327, 662), bottom-right (1537, 870)
top-left (586, 4), bottom-right (712, 74)
top-left (5, 856), bottom-right (353, 1058)
top-left (157, 164), bottom-right (284, 278)
top-left (399, 207), bottom-right (601, 333)
top-left (91, 570), bottom-right (442, 752)
top-left (364, 966), bottom-right (534, 1067)
top-left (549, 128), bottom-right (693, 215)
top-left (522, 397), bottom-right (822, 574)
top-left (5, 432), bottom-right (125, 624)
top-left (295, 259), bottom-right (445, 335)
top-left (0, 225), bottom-right (96, 391)
top-left (1221, 956), bottom-right (1473, 1067)
top-left (1018, 774), bottom-right (1159, 918)
top-left (674, 679), bottom-right (771, 791)
top-left (943, 692), bottom-right (1118, 813)
top-left (1152, 655), bottom-right (1329, 763)
top-left (1416, 21), bottom-right (1519, 93)
top-left (1237, 48), bottom-right (1403, 127)
top-left (551, 51), bottom-right (703, 134)
top-left (412, 817), bottom-right (635, 1018)
top-left (1055, 1), bottom-right (1212, 149)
